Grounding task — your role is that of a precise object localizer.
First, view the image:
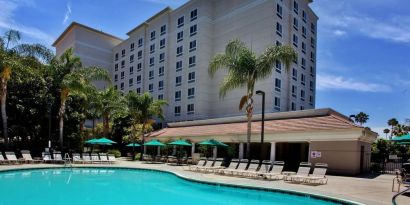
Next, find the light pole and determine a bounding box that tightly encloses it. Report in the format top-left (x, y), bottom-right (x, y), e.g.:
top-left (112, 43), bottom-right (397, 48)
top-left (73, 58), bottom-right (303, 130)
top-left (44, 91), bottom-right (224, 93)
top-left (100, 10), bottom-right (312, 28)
top-left (256, 90), bottom-right (265, 160)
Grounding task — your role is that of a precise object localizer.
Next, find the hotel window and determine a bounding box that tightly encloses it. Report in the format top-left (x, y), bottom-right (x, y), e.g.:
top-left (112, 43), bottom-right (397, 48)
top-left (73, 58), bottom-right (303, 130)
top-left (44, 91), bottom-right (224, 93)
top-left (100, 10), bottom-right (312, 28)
top-left (309, 95), bottom-right (314, 105)
top-left (302, 10), bottom-right (307, 23)
top-left (189, 56), bottom-right (196, 67)
top-left (293, 0), bottom-right (299, 14)
top-left (120, 83), bottom-right (124, 90)
top-left (150, 31), bottom-right (156, 41)
top-left (160, 39), bottom-right (166, 49)
top-left (311, 37), bottom-right (316, 48)
top-left (292, 85), bottom-right (297, 97)
top-left (137, 75), bottom-right (141, 84)
top-left (275, 60), bottom-right (282, 73)
top-left (292, 68), bottom-right (297, 81)
top-left (188, 87), bottom-right (195, 99)
top-left (292, 34), bottom-right (298, 47)
top-left (188, 72), bottom-right (195, 83)
top-left (149, 70), bottom-right (154, 80)
top-left (310, 80), bottom-right (314, 91)
top-left (176, 61), bottom-right (182, 71)
top-left (189, 40), bottom-right (197, 52)
top-left (310, 52), bottom-right (315, 62)
top-left (177, 31), bottom-right (184, 42)
top-left (175, 76), bottom-right (182, 86)
top-left (121, 49), bottom-right (125, 57)
top-left (158, 80), bottom-right (164, 90)
top-left (149, 57), bottom-right (154, 67)
top-left (276, 4), bottom-right (282, 18)
top-left (190, 9), bottom-right (197, 21)
top-left (129, 78), bottom-right (133, 87)
top-left (121, 60), bottom-right (125, 68)
top-left (137, 63), bottom-right (142, 71)
top-left (311, 23), bottom-right (316, 34)
top-left (136, 87), bottom-right (141, 94)
top-left (138, 38), bottom-right (143, 47)
top-left (115, 64), bottom-right (118, 71)
top-left (115, 53), bottom-right (119, 61)
top-left (301, 73), bottom-right (306, 85)
top-left (129, 66), bottom-right (134, 75)
top-left (160, 25), bottom-right (166, 35)
top-left (174, 106), bottom-right (181, 116)
top-left (302, 26), bottom-right (307, 38)
top-left (310, 66), bottom-right (315, 77)
top-left (158, 94), bottom-right (163, 100)
top-left (177, 16), bottom-right (184, 27)
top-left (137, 51), bottom-right (142, 59)
top-left (274, 97), bottom-right (280, 111)
top-left (301, 58), bottom-right (306, 69)
top-left (300, 106), bottom-right (305, 110)
top-left (293, 18), bottom-right (298, 30)
top-left (130, 43), bottom-right (135, 51)
top-left (190, 25), bottom-right (197, 36)
top-left (148, 83), bottom-right (154, 92)
top-left (158, 66), bottom-right (164, 76)
top-left (300, 90), bottom-right (305, 101)
top-left (130, 54), bottom-right (134, 63)
top-left (159, 53), bottom-right (165, 63)
top-left (276, 22), bottom-right (282, 37)
top-left (276, 41), bottom-right (282, 46)
top-left (176, 46), bottom-right (183, 57)
top-left (150, 44), bottom-right (155, 54)
top-left (175, 91), bottom-right (181, 102)
top-left (187, 104), bottom-right (194, 115)
top-left (114, 74), bottom-right (118, 82)
top-left (291, 102), bottom-right (296, 111)
top-left (302, 42), bottom-right (306, 54)
top-left (274, 78), bottom-right (281, 92)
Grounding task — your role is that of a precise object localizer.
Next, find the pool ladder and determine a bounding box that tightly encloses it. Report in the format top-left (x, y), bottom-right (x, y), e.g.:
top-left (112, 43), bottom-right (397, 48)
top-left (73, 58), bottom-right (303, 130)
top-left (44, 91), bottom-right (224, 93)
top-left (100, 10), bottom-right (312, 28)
top-left (392, 186), bottom-right (410, 205)
top-left (64, 153), bottom-right (72, 167)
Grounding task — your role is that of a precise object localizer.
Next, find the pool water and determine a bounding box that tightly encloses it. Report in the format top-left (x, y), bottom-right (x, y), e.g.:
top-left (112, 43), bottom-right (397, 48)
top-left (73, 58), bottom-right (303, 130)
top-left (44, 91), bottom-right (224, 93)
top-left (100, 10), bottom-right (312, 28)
top-left (0, 168), bottom-right (346, 205)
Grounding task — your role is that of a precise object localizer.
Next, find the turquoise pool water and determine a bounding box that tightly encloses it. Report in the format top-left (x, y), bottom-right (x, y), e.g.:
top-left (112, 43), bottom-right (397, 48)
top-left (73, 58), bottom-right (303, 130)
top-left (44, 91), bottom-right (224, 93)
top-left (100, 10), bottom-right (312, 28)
top-left (0, 168), bottom-right (348, 205)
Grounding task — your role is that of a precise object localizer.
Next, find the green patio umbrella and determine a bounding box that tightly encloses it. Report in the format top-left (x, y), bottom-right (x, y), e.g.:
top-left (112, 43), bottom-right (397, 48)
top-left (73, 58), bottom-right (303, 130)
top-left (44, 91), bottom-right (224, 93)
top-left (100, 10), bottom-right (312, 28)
top-left (143, 140), bottom-right (165, 146)
top-left (392, 134), bottom-right (410, 142)
top-left (85, 138), bottom-right (99, 144)
top-left (198, 139), bottom-right (228, 147)
top-left (94, 137), bottom-right (117, 145)
top-left (168, 139), bottom-right (191, 146)
top-left (126, 143), bottom-right (141, 147)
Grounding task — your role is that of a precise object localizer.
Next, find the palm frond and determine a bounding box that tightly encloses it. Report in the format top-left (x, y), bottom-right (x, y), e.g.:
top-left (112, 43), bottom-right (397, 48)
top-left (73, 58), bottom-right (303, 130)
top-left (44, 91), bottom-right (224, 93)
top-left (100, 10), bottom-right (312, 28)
top-left (219, 73), bottom-right (247, 98)
top-left (208, 54), bottom-right (231, 77)
top-left (4, 30), bottom-right (21, 49)
top-left (13, 43), bottom-right (55, 63)
top-left (225, 39), bottom-right (247, 60)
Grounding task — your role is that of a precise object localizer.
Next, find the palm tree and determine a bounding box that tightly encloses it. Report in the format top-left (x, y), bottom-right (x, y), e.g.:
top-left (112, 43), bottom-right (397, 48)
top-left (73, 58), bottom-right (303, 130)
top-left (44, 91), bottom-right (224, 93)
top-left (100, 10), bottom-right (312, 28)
top-left (352, 112), bottom-right (369, 126)
top-left (52, 48), bottom-right (110, 149)
top-left (0, 30), bottom-right (52, 146)
top-left (97, 86), bottom-right (126, 137)
top-left (126, 92), bottom-right (167, 160)
top-left (388, 118), bottom-right (399, 138)
top-left (208, 39), bottom-right (297, 159)
top-left (383, 128), bottom-right (390, 138)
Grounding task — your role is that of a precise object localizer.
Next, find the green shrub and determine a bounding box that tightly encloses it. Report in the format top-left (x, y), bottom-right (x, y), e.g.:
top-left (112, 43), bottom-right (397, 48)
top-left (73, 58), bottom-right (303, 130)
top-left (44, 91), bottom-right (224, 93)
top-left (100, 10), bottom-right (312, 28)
top-left (107, 149), bottom-right (121, 158)
top-left (135, 153), bottom-right (141, 160)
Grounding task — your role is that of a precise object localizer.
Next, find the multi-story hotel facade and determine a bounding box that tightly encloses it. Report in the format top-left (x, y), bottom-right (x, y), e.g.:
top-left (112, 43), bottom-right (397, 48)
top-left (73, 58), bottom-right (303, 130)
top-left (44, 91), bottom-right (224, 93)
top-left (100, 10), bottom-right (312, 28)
top-left (53, 0), bottom-right (318, 123)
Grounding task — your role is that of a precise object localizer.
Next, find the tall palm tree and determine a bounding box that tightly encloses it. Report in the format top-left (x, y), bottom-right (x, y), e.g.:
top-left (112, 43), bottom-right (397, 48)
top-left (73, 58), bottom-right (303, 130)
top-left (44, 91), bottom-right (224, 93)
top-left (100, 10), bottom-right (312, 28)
top-left (126, 92), bottom-right (167, 160)
top-left (352, 112), bottom-right (369, 126)
top-left (388, 118), bottom-right (399, 138)
top-left (52, 48), bottom-right (110, 149)
top-left (0, 30), bottom-right (52, 146)
top-left (383, 128), bottom-right (390, 138)
top-left (209, 39), bottom-right (297, 159)
top-left (98, 86), bottom-right (126, 137)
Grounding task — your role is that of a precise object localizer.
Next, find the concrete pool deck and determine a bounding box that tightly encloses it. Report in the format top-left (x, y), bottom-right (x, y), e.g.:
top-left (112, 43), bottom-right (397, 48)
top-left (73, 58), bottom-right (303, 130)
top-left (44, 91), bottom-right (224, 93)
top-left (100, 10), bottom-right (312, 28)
top-left (0, 160), bottom-right (408, 205)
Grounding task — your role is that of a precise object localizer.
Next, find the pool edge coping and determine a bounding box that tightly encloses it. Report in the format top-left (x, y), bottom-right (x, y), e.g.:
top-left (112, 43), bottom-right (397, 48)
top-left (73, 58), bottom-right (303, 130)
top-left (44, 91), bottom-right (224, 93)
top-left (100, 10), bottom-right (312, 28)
top-left (0, 165), bottom-right (367, 205)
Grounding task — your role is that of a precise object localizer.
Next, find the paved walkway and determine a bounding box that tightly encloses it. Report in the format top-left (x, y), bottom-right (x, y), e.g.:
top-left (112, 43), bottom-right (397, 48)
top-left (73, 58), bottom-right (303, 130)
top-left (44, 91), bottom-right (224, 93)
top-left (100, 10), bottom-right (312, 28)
top-left (0, 160), bottom-right (409, 205)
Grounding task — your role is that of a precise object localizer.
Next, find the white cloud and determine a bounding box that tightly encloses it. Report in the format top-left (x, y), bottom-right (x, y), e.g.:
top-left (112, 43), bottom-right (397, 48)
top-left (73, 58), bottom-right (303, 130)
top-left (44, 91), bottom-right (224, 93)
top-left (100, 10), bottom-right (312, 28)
top-left (0, 0), bottom-right (54, 45)
top-left (332, 30), bottom-right (346, 37)
top-left (317, 74), bottom-right (391, 92)
top-left (63, 1), bottom-right (72, 25)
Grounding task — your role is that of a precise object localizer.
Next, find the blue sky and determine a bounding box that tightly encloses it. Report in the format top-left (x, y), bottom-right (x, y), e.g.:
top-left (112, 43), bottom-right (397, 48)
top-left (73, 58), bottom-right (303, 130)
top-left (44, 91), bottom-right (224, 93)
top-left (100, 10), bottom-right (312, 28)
top-left (0, 0), bottom-right (409, 136)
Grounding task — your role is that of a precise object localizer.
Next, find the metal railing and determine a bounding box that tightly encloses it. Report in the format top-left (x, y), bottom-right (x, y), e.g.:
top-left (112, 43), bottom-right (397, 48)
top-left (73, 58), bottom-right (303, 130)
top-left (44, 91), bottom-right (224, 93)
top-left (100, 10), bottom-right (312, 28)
top-left (392, 186), bottom-right (410, 205)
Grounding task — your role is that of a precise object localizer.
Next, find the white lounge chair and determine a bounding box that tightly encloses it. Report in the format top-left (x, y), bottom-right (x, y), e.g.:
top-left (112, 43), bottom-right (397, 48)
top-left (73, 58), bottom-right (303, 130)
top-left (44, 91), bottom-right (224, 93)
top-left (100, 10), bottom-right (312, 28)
top-left (0, 153), bottom-right (9, 164)
top-left (187, 158), bottom-right (206, 171)
top-left (246, 160), bottom-right (272, 178)
top-left (196, 158), bottom-right (214, 172)
top-left (42, 152), bottom-right (52, 163)
top-left (91, 153), bottom-right (101, 163)
top-left (303, 163), bottom-right (328, 185)
top-left (82, 153), bottom-right (92, 164)
top-left (262, 161), bottom-right (285, 180)
top-left (288, 162), bottom-right (312, 183)
top-left (217, 159), bottom-right (239, 175)
top-left (72, 153), bottom-right (83, 164)
top-left (203, 158), bottom-right (225, 173)
top-left (5, 152), bottom-right (20, 164)
top-left (224, 159), bottom-right (248, 176)
top-left (99, 153), bottom-right (109, 164)
top-left (52, 151), bottom-right (65, 163)
top-left (21, 150), bottom-right (41, 164)
top-left (236, 160), bottom-right (260, 177)
top-left (108, 154), bottom-right (116, 164)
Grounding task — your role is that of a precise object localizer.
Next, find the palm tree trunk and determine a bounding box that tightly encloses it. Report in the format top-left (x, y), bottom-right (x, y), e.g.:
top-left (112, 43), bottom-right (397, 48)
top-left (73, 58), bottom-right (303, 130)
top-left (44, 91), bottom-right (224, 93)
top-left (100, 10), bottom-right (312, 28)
top-left (58, 100), bottom-right (66, 149)
top-left (140, 123), bottom-right (146, 161)
top-left (103, 113), bottom-right (109, 137)
top-left (0, 81), bottom-right (8, 147)
top-left (245, 95), bottom-right (253, 159)
top-left (92, 119), bottom-right (95, 135)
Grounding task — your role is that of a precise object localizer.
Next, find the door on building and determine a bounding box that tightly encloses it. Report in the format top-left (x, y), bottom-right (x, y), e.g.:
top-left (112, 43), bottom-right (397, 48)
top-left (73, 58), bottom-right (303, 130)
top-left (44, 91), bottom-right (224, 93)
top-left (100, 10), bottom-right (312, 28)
top-left (275, 142), bottom-right (309, 171)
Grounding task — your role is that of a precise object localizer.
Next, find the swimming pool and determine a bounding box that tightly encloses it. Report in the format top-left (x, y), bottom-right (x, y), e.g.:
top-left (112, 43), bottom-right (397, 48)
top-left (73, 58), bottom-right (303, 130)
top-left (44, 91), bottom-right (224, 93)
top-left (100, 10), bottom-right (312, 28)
top-left (0, 168), bottom-right (356, 205)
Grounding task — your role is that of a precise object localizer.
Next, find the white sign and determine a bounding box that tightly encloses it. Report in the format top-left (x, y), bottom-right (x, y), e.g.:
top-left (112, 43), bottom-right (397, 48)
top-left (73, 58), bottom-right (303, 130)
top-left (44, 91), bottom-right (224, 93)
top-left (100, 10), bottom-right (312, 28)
top-left (311, 151), bottom-right (322, 158)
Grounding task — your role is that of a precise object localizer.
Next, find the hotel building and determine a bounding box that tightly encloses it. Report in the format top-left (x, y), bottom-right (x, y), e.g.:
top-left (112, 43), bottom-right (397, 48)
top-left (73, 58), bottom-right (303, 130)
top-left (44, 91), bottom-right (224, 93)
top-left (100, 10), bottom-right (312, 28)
top-left (53, 0), bottom-right (318, 123)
